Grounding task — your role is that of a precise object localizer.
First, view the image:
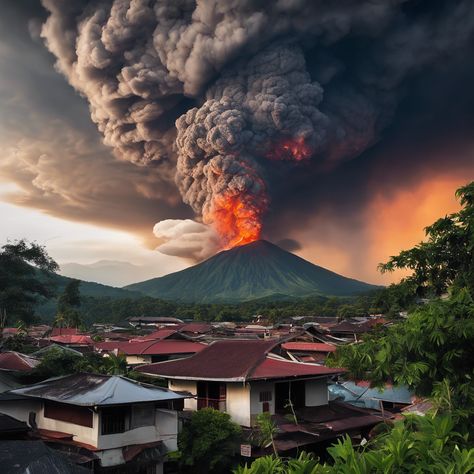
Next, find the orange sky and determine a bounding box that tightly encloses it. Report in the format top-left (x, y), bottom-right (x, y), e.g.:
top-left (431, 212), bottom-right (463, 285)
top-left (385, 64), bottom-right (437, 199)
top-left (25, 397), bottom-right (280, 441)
top-left (296, 174), bottom-right (467, 285)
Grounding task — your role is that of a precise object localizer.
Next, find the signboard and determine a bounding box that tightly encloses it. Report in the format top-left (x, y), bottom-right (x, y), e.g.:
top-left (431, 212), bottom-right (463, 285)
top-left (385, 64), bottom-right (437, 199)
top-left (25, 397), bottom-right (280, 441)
top-left (240, 444), bottom-right (252, 457)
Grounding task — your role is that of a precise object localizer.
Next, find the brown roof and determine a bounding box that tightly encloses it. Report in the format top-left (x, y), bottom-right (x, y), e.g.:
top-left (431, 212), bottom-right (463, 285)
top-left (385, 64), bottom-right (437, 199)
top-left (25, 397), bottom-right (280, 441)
top-left (137, 340), bottom-right (344, 381)
top-left (281, 342), bottom-right (336, 352)
top-left (0, 352), bottom-right (39, 372)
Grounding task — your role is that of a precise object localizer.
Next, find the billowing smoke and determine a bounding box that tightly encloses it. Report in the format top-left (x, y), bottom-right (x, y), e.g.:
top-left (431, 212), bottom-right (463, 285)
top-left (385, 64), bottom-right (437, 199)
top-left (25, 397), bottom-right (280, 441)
top-left (39, 0), bottom-right (474, 258)
top-left (153, 219), bottom-right (220, 260)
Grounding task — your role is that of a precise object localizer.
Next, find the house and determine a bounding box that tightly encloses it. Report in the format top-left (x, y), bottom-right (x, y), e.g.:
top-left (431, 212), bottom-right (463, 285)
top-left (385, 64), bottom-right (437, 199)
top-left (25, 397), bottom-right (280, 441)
top-left (0, 373), bottom-right (187, 473)
top-left (137, 340), bottom-right (388, 455)
top-left (95, 339), bottom-right (206, 365)
top-left (280, 342), bottom-right (336, 363)
top-left (128, 317), bottom-right (184, 328)
top-left (136, 340), bottom-right (344, 428)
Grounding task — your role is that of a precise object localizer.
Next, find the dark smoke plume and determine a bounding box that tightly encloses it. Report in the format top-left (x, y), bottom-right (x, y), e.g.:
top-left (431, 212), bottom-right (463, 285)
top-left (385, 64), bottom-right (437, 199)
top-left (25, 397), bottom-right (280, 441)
top-left (39, 0), bottom-right (474, 256)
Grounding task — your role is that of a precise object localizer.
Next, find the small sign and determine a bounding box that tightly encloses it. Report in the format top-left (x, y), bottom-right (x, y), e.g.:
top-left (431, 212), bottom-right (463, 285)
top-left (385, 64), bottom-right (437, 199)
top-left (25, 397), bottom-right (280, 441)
top-left (240, 444), bottom-right (252, 457)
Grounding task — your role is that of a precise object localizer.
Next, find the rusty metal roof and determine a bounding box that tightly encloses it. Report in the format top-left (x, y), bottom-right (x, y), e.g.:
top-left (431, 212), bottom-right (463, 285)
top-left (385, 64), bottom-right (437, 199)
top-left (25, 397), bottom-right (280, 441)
top-left (137, 339), bottom-right (344, 381)
top-left (9, 373), bottom-right (187, 406)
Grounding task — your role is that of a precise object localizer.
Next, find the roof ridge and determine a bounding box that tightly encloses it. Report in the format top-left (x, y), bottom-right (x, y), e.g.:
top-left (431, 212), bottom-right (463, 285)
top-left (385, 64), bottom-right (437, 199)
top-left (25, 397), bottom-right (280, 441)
top-left (243, 339), bottom-right (280, 382)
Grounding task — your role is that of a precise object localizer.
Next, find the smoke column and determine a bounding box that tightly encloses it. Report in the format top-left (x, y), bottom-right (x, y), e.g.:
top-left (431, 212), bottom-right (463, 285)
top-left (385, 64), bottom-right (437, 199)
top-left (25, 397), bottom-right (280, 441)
top-left (40, 0), bottom-right (474, 255)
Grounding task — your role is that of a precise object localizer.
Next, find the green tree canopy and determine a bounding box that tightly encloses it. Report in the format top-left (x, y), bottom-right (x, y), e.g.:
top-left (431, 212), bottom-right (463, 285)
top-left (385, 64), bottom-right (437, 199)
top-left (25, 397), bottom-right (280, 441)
top-left (379, 182), bottom-right (474, 298)
top-left (0, 239), bottom-right (58, 324)
top-left (177, 408), bottom-right (241, 473)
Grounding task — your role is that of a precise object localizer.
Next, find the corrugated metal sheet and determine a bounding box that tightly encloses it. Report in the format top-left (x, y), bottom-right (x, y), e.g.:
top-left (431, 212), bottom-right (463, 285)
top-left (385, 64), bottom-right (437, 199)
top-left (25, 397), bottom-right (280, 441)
top-left (0, 440), bottom-right (89, 473)
top-left (10, 373), bottom-right (187, 406)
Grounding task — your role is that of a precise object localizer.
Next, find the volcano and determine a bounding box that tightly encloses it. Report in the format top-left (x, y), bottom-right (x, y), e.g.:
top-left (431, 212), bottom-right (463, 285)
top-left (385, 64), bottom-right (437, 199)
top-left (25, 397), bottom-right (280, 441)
top-left (125, 240), bottom-right (379, 303)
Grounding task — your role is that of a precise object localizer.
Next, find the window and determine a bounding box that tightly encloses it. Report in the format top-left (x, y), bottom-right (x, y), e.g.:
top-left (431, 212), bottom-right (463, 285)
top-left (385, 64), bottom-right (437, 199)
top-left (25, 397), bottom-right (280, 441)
top-left (101, 407), bottom-right (130, 435)
top-left (259, 391), bottom-right (272, 402)
top-left (44, 401), bottom-right (93, 428)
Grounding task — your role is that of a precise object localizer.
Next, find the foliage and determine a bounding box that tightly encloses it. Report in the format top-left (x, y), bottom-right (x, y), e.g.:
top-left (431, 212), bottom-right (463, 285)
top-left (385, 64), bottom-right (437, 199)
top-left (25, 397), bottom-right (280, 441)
top-left (379, 182), bottom-right (474, 298)
top-left (54, 279), bottom-right (83, 328)
top-left (328, 290), bottom-right (474, 429)
top-left (235, 414), bottom-right (474, 473)
top-left (32, 348), bottom-right (128, 379)
top-left (0, 239), bottom-right (58, 323)
top-left (1, 334), bottom-right (36, 354)
top-left (254, 413), bottom-right (279, 456)
top-left (177, 408), bottom-right (242, 473)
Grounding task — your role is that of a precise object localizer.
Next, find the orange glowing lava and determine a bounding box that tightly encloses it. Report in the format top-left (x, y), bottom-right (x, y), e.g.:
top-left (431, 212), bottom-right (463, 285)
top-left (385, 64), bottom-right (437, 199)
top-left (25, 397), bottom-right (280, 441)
top-left (206, 193), bottom-right (262, 249)
top-left (267, 136), bottom-right (312, 162)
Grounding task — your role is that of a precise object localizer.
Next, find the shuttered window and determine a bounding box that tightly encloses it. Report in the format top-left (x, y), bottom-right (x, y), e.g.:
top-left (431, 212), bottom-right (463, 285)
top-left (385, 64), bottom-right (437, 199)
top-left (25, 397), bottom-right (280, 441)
top-left (44, 401), bottom-right (93, 428)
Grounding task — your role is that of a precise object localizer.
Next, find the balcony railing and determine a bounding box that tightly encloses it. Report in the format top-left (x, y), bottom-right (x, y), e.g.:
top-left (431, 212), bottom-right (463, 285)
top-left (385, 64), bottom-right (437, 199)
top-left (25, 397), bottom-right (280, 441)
top-left (197, 398), bottom-right (226, 412)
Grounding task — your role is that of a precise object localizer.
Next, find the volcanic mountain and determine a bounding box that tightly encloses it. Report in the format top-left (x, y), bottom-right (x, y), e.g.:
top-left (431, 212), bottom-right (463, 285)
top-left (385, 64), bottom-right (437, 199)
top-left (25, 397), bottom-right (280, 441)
top-left (125, 240), bottom-right (378, 303)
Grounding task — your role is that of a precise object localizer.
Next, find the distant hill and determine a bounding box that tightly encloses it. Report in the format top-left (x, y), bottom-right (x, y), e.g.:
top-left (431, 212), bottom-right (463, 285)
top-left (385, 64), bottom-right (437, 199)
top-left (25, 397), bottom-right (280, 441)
top-left (60, 260), bottom-right (162, 287)
top-left (125, 240), bottom-right (379, 303)
top-left (35, 270), bottom-right (143, 321)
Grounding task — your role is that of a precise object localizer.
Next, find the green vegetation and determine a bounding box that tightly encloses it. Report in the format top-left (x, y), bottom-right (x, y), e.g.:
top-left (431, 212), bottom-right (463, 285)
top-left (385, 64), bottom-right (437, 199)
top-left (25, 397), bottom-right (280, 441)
top-left (31, 347), bottom-right (128, 379)
top-left (379, 182), bottom-right (474, 299)
top-left (175, 408), bottom-right (242, 474)
top-left (0, 239), bottom-right (59, 324)
top-left (54, 279), bottom-right (84, 328)
top-left (328, 292), bottom-right (474, 423)
top-left (235, 414), bottom-right (474, 473)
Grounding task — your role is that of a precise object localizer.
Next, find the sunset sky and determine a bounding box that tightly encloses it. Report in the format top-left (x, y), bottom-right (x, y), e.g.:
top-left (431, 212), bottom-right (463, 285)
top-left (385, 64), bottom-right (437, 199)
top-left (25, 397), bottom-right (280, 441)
top-left (1, 1), bottom-right (474, 287)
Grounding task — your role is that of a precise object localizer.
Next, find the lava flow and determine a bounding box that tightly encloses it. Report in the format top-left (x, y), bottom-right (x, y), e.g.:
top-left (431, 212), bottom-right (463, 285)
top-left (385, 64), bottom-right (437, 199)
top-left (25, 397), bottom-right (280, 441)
top-left (267, 136), bottom-right (312, 162)
top-left (206, 193), bottom-right (263, 249)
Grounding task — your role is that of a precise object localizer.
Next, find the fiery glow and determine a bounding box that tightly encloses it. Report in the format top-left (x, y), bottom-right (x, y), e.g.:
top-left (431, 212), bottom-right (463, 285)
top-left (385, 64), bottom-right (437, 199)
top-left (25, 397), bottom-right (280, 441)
top-left (206, 193), bottom-right (263, 249)
top-left (267, 136), bottom-right (312, 162)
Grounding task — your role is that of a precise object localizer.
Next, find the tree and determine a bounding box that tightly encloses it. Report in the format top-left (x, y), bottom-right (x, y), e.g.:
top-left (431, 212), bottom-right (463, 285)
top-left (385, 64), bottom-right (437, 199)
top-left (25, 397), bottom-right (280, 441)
top-left (0, 239), bottom-right (58, 324)
top-left (235, 414), bottom-right (474, 473)
top-left (328, 290), bottom-right (474, 428)
top-left (55, 279), bottom-right (83, 328)
top-left (254, 413), bottom-right (279, 457)
top-left (177, 408), bottom-right (241, 473)
top-left (379, 182), bottom-right (474, 298)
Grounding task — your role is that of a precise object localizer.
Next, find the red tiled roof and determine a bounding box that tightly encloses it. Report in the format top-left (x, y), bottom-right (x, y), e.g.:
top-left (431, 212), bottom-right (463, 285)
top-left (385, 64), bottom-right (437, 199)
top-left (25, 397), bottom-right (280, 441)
top-left (96, 339), bottom-right (205, 355)
top-left (281, 342), bottom-right (336, 353)
top-left (0, 352), bottom-right (39, 372)
top-left (137, 340), bottom-right (344, 381)
top-left (50, 335), bottom-right (93, 345)
top-left (178, 323), bottom-right (213, 334)
top-left (2, 328), bottom-right (19, 335)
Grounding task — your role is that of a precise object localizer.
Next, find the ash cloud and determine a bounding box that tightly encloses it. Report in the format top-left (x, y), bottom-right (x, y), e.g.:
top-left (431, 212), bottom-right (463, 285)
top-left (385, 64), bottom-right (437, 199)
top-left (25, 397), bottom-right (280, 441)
top-left (153, 219), bottom-right (220, 261)
top-left (33, 0), bottom-right (474, 257)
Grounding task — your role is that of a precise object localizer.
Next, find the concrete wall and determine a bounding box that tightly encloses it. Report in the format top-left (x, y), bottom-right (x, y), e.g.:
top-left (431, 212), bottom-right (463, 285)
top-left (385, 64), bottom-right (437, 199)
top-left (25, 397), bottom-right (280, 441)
top-left (0, 399), bottom-right (41, 424)
top-left (305, 378), bottom-right (328, 407)
top-left (126, 355), bottom-right (152, 365)
top-left (226, 383), bottom-right (251, 427)
top-left (156, 409), bottom-right (179, 451)
top-left (249, 381), bottom-right (275, 424)
top-left (97, 405), bottom-right (178, 450)
top-left (168, 380), bottom-right (197, 411)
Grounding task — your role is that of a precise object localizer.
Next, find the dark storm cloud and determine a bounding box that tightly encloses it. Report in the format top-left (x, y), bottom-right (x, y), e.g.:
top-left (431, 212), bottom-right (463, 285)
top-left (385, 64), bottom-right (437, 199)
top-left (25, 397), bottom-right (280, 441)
top-left (37, 0), bottom-right (474, 250)
top-left (3, 1), bottom-right (474, 265)
top-left (0, 1), bottom-right (189, 246)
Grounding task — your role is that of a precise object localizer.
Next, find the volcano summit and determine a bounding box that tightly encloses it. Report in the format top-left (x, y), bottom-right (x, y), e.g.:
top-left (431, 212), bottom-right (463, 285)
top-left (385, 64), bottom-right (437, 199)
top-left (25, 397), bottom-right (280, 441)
top-left (126, 240), bottom-right (378, 303)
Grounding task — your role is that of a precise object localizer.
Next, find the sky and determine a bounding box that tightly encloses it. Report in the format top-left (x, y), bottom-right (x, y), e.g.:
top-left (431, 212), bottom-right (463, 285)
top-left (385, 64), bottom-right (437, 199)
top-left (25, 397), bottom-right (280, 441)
top-left (1, 1), bottom-right (474, 287)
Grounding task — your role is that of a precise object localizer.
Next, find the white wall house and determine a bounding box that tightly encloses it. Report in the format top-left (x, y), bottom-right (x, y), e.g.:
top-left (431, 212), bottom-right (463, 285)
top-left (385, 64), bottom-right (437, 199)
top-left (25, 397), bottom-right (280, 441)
top-left (0, 373), bottom-right (186, 473)
top-left (138, 340), bottom-right (344, 428)
top-left (169, 376), bottom-right (330, 427)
